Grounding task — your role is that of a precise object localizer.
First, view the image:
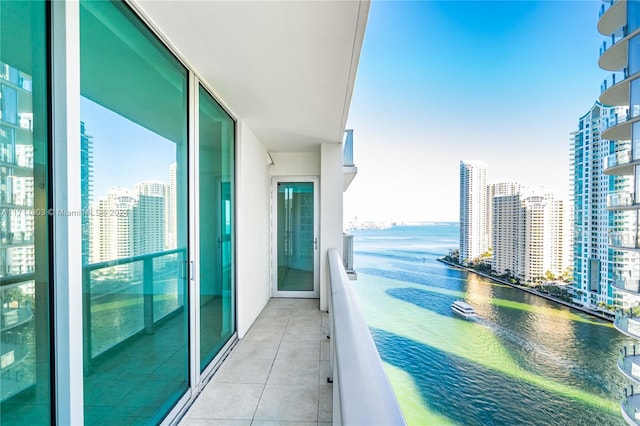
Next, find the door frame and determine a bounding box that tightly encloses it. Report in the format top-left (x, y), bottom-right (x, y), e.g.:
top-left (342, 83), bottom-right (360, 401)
top-left (271, 176), bottom-right (320, 298)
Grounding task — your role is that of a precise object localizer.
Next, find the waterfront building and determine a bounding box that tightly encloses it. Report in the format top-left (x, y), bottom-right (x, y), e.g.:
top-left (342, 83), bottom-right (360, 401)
top-left (492, 189), bottom-right (566, 284)
top-left (459, 160), bottom-right (488, 264)
top-left (570, 102), bottom-right (628, 310)
top-left (487, 181), bottom-right (521, 249)
top-left (597, 0), bottom-right (640, 422)
top-left (0, 2), bottom-right (405, 425)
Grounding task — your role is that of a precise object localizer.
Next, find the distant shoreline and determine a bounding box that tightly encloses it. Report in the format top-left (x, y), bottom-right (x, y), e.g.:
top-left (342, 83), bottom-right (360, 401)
top-left (437, 257), bottom-right (613, 323)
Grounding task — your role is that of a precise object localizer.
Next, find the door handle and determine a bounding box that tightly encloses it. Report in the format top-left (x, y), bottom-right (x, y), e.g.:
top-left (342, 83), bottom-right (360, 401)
top-left (314, 237), bottom-right (318, 250)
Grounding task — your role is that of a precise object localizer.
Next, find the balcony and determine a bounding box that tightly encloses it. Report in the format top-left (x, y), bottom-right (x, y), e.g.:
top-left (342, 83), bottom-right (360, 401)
top-left (598, 0), bottom-right (626, 36)
top-left (179, 298), bottom-right (332, 424)
top-left (615, 311), bottom-right (640, 339)
top-left (600, 68), bottom-right (631, 106)
top-left (599, 25), bottom-right (634, 71)
top-left (343, 129), bottom-right (358, 191)
top-left (612, 274), bottom-right (640, 293)
top-left (604, 149), bottom-right (635, 176)
top-left (622, 385), bottom-right (640, 426)
top-left (610, 231), bottom-right (640, 250)
top-left (619, 345), bottom-right (640, 383)
top-left (608, 190), bottom-right (636, 209)
top-left (178, 249), bottom-right (405, 424)
top-left (602, 110), bottom-right (640, 141)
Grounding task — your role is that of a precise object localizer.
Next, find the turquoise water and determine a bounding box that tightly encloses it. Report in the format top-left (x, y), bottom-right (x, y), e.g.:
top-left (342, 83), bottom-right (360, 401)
top-left (350, 224), bottom-right (629, 426)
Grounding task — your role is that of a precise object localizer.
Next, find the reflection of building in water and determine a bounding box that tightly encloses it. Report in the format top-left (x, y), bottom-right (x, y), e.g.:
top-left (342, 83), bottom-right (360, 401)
top-left (465, 274), bottom-right (495, 319)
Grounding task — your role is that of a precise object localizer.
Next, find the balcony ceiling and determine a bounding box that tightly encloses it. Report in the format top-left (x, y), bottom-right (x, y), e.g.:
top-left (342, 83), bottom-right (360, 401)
top-left (134, 0), bottom-right (369, 152)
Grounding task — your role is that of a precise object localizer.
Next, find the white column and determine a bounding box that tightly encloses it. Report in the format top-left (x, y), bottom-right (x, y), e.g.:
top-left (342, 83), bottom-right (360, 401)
top-left (320, 143), bottom-right (343, 311)
top-left (52, 1), bottom-right (83, 423)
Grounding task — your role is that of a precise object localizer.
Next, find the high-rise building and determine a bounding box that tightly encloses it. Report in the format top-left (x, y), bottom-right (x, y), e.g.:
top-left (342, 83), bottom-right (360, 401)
top-left (487, 181), bottom-right (521, 248)
top-left (570, 102), bottom-right (628, 309)
top-left (492, 189), bottom-right (566, 283)
top-left (459, 160), bottom-right (488, 264)
top-left (598, 1), bottom-right (640, 421)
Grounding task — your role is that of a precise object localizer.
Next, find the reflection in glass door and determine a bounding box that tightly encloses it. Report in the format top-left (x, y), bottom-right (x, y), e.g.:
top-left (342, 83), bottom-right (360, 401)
top-left (198, 85), bottom-right (235, 371)
top-left (275, 181), bottom-right (318, 296)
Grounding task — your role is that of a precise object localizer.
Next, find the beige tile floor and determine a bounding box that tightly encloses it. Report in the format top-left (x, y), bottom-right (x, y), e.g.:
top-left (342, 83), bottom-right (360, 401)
top-left (180, 298), bottom-right (332, 426)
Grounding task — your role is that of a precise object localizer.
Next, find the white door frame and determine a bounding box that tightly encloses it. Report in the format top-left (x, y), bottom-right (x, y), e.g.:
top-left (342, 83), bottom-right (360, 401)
top-left (271, 176), bottom-right (320, 298)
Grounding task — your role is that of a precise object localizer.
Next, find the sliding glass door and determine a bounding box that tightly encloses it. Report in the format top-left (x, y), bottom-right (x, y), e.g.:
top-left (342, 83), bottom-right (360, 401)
top-left (198, 85), bottom-right (235, 371)
top-left (80, 1), bottom-right (189, 423)
top-left (0, 2), bottom-right (51, 424)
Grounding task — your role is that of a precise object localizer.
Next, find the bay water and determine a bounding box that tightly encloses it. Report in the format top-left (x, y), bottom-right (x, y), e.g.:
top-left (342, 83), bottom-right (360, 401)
top-left (350, 224), bottom-right (628, 425)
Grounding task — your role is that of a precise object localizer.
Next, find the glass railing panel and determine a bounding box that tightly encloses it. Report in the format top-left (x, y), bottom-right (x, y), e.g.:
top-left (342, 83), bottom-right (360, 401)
top-left (600, 25), bottom-right (629, 57)
top-left (601, 68), bottom-right (629, 93)
top-left (608, 191), bottom-right (635, 207)
top-left (602, 110), bottom-right (630, 131)
top-left (612, 274), bottom-right (640, 292)
top-left (344, 129), bottom-right (354, 166)
top-left (610, 231), bottom-right (640, 249)
top-left (152, 252), bottom-right (184, 322)
top-left (343, 233), bottom-right (354, 271)
top-left (605, 149), bottom-right (632, 170)
top-left (87, 261), bottom-right (145, 357)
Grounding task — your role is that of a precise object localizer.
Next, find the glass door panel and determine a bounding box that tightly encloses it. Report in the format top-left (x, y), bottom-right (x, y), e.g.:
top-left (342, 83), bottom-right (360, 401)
top-left (0, 2), bottom-right (51, 424)
top-left (276, 182), bottom-right (316, 294)
top-left (80, 1), bottom-right (189, 423)
top-left (198, 85), bottom-right (235, 371)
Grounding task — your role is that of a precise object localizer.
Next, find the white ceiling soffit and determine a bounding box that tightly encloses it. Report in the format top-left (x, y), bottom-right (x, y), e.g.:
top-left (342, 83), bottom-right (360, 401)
top-left (134, 0), bottom-right (370, 152)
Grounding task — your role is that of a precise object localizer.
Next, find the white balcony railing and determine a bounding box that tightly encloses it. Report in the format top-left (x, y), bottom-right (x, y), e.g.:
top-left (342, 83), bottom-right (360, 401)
top-left (327, 248), bottom-right (406, 425)
top-left (608, 191), bottom-right (635, 208)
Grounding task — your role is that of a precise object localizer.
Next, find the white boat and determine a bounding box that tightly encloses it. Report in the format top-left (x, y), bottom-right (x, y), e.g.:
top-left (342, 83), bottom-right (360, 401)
top-left (451, 300), bottom-right (476, 319)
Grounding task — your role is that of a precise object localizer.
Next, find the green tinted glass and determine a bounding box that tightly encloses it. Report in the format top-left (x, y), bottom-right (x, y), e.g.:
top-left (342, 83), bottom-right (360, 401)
top-left (80, 1), bottom-right (189, 423)
top-left (0, 1), bottom-right (51, 424)
top-left (277, 182), bottom-right (314, 291)
top-left (198, 85), bottom-right (235, 370)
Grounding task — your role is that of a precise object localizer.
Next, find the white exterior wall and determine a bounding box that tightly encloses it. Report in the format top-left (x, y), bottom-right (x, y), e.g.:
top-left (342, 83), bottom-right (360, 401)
top-left (236, 121), bottom-right (271, 338)
top-left (269, 152), bottom-right (320, 176)
top-left (320, 143), bottom-right (343, 312)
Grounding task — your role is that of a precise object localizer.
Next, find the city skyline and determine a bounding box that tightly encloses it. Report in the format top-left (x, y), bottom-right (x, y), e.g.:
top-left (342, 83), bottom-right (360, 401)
top-left (344, 0), bottom-right (606, 222)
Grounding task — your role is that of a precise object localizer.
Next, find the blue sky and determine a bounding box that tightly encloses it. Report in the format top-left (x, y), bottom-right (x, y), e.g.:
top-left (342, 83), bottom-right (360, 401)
top-left (345, 0), bottom-right (606, 222)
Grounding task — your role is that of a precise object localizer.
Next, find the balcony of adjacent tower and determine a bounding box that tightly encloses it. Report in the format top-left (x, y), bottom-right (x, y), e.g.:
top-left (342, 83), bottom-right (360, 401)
top-left (601, 108), bottom-right (639, 141)
top-left (612, 273), bottom-right (640, 293)
top-left (622, 388), bottom-right (640, 426)
top-left (610, 230), bottom-right (640, 250)
top-left (615, 311), bottom-right (640, 340)
top-left (608, 190), bottom-right (636, 209)
top-left (598, 0), bottom-right (626, 37)
top-left (604, 148), bottom-right (635, 175)
top-left (600, 68), bottom-right (638, 106)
